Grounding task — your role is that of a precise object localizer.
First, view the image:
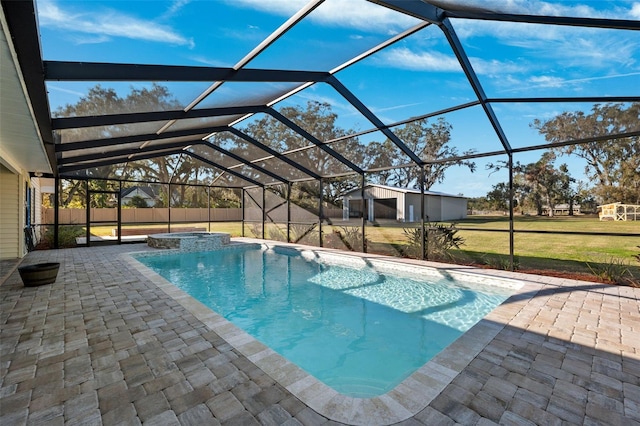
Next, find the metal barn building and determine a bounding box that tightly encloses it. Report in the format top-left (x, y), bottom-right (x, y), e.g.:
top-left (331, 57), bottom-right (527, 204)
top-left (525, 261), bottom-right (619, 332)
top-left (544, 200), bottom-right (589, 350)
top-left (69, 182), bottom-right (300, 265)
top-left (342, 184), bottom-right (467, 223)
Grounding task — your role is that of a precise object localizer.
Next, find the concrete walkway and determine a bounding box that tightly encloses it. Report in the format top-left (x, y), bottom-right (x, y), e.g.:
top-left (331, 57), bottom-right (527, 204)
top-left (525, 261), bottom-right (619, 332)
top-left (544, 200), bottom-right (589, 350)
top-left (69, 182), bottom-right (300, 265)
top-left (1, 242), bottom-right (638, 425)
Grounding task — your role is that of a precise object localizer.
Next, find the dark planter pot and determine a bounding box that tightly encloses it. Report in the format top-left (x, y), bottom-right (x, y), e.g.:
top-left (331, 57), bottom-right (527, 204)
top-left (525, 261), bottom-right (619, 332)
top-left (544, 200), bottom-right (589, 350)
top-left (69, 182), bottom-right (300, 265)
top-left (18, 262), bottom-right (60, 287)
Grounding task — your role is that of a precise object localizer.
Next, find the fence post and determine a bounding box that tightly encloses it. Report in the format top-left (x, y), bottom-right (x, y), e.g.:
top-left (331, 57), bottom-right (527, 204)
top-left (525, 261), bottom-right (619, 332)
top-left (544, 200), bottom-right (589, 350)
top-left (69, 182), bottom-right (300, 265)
top-left (287, 182), bottom-right (291, 243)
top-left (508, 153), bottom-right (515, 271)
top-left (262, 187), bottom-right (266, 240)
top-left (168, 182), bottom-right (171, 233)
top-left (420, 167), bottom-right (425, 260)
top-left (361, 173), bottom-right (366, 253)
top-left (117, 181), bottom-right (122, 244)
top-left (319, 178), bottom-right (323, 247)
top-left (85, 179), bottom-right (90, 247)
top-left (241, 188), bottom-right (245, 237)
top-left (54, 176), bottom-right (59, 249)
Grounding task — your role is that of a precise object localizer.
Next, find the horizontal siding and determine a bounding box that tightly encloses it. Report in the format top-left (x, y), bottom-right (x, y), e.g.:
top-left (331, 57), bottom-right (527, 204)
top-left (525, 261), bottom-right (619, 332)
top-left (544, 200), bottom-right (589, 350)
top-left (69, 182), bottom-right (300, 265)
top-left (344, 186), bottom-right (403, 200)
top-left (33, 176), bottom-right (42, 225)
top-left (366, 186), bottom-right (400, 200)
top-left (441, 197), bottom-right (467, 220)
top-left (33, 177), bottom-right (44, 242)
top-left (405, 193), bottom-right (468, 222)
top-left (0, 166), bottom-right (20, 259)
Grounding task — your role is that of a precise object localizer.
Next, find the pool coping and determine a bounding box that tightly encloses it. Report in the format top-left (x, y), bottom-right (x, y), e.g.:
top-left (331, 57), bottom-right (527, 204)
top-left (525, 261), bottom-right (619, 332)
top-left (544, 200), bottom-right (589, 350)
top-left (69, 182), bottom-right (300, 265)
top-left (123, 238), bottom-right (545, 425)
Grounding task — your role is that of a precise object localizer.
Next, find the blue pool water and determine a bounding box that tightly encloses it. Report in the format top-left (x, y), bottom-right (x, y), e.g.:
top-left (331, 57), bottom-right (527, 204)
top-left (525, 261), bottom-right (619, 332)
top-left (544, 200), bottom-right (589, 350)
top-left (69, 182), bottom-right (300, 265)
top-left (136, 246), bottom-right (513, 397)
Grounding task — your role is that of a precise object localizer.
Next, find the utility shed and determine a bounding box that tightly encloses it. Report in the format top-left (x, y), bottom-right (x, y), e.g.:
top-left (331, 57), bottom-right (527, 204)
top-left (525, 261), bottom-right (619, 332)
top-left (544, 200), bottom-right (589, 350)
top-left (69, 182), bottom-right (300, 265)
top-left (342, 184), bottom-right (467, 222)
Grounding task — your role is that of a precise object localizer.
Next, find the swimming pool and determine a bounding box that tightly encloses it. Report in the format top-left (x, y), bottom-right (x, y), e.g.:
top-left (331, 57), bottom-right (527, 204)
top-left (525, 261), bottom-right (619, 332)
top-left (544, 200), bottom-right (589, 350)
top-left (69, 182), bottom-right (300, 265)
top-left (135, 244), bottom-right (516, 398)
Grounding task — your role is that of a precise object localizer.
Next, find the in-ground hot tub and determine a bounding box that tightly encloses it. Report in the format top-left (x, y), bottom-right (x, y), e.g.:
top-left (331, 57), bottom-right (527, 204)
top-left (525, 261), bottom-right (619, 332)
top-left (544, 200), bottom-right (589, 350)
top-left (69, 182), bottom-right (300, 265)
top-left (147, 232), bottom-right (230, 251)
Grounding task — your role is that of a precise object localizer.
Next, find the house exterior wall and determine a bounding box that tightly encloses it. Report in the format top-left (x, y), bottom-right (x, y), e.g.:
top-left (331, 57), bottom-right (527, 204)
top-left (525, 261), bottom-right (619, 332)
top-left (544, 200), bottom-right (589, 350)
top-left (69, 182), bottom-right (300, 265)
top-left (364, 186), bottom-right (405, 221)
top-left (0, 162), bottom-right (28, 259)
top-left (0, 165), bottom-right (20, 258)
top-left (37, 177), bottom-right (55, 225)
top-left (32, 176), bottom-right (41, 225)
top-left (345, 186), bottom-right (406, 221)
top-left (122, 188), bottom-right (155, 205)
top-left (396, 193), bottom-right (405, 221)
top-left (428, 195), bottom-right (442, 221)
top-left (363, 186), bottom-right (397, 199)
top-left (31, 176), bottom-right (43, 242)
top-left (441, 196), bottom-right (467, 220)
top-left (406, 193), bottom-right (443, 221)
top-left (1, 11), bottom-right (49, 259)
top-left (122, 188), bottom-right (154, 204)
top-left (405, 193), bottom-right (422, 221)
top-left (403, 193), bottom-right (466, 222)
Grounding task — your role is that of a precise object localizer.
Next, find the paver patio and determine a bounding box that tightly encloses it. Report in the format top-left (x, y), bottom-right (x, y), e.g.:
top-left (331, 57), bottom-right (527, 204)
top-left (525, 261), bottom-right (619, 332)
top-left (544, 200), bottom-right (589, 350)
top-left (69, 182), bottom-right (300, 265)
top-left (1, 241), bottom-right (638, 425)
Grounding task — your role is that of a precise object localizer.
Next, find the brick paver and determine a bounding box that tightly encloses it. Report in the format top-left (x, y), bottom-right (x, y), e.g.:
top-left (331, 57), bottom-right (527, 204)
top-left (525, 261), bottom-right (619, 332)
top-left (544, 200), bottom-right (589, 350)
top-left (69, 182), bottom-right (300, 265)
top-left (1, 244), bottom-right (638, 425)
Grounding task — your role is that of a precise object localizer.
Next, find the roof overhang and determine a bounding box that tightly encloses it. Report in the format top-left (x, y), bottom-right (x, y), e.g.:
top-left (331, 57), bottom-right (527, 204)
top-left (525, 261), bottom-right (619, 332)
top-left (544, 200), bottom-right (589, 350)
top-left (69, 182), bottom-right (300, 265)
top-left (342, 184), bottom-right (466, 199)
top-left (0, 3), bottom-right (52, 175)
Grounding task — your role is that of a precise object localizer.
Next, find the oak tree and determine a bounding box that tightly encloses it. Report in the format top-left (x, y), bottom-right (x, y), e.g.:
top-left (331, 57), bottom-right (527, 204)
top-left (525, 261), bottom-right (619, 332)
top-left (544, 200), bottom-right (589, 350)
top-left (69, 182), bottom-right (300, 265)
top-left (531, 102), bottom-right (640, 204)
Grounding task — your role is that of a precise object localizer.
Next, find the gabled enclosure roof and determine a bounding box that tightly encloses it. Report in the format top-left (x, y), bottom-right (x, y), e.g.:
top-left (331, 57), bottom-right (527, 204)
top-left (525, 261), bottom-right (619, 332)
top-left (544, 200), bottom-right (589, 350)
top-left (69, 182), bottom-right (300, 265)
top-left (342, 184), bottom-right (465, 198)
top-left (2, 0), bottom-right (639, 189)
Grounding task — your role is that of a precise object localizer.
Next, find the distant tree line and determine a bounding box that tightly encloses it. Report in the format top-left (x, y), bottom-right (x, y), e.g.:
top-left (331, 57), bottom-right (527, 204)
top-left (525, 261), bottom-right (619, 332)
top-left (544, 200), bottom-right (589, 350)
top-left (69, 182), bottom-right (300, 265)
top-left (54, 84), bottom-right (638, 216)
top-left (55, 85), bottom-right (473, 210)
top-left (478, 102), bottom-right (639, 215)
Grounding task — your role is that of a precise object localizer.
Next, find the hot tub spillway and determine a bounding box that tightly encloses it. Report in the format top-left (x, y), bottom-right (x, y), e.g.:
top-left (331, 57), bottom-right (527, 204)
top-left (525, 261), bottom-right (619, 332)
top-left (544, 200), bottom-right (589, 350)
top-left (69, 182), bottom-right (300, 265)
top-left (147, 232), bottom-right (231, 251)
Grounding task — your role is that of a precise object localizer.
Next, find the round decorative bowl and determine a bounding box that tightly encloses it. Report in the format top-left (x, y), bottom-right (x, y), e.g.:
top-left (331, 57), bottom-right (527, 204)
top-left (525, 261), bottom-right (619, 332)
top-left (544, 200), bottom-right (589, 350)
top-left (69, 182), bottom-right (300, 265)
top-left (18, 262), bottom-right (60, 287)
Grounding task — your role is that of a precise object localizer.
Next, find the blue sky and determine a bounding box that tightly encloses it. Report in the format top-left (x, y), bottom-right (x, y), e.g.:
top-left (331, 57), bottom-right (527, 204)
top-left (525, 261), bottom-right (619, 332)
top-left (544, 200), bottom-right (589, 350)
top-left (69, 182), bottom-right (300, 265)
top-left (36, 0), bottom-right (640, 197)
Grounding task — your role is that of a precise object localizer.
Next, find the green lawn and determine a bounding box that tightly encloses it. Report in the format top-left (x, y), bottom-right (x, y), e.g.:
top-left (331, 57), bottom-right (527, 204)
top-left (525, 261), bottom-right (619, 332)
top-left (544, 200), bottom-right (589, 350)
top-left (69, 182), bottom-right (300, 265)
top-left (327, 215), bottom-right (640, 284)
top-left (83, 215), bottom-right (640, 284)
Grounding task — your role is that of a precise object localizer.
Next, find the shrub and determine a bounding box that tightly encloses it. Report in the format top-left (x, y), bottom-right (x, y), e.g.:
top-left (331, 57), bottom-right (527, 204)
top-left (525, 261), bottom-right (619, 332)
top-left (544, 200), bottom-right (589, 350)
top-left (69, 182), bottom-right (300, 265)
top-left (334, 226), bottom-right (367, 252)
top-left (290, 223), bottom-right (317, 244)
top-left (481, 253), bottom-right (520, 271)
top-left (40, 225), bottom-right (84, 248)
top-left (267, 226), bottom-right (286, 242)
top-left (402, 222), bottom-right (465, 261)
top-left (250, 223), bottom-right (316, 243)
top-left (586, 258), bottom-right (636, 286)
top-left (124, 195), bottom-right (149, 208)
top-left (248, 223), bottom-right (262, 238)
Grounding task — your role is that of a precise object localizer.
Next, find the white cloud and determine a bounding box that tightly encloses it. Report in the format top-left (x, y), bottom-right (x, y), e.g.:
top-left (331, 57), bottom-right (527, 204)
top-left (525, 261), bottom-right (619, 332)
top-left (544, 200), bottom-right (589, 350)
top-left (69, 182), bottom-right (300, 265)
top-left (46, 84), bottom-right (87, 98)
top-left (68, 34), bottom-right (111, 45)
top-left (501, 34), bottom-right (638, 72)
top-left (38, 0), bottom-right (195, 47)
top-left (378, 47), bottom-right (461, 72)
top-left (498, 71), bottom-right (640, 94)
top-left (528, 75), bottom-right (565, 88)
top-left (291, 89), bottom-right (358, 116)
top-left (450, 0), bottom-right (640, 60)
top-left (230, 0), bottom-right (636, 35)
top-left (448, 3), bottom-right (640, 91)
top-left (372, 102), bottom-right (423, 114)
top-left (438, 0), bottom-right (637, 19)
top-left (225, 0), bottom-right (306, 16)
top-left (226, 0), bottom-right (419, 33)
top-left (188, 55), bottom-right (233, 68)
top-left (467, 6), bottom-right (636, 38)
top-left (470, 58), bottom-right (526, 75)
top-left (376, 47), bottom-right (525, 76)
top-left (159, 0), bottom-right (192, 21)
top-left (225, 0), bottom-right (639, 76)
top-left (229, 0), bottom-right (638, 84)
